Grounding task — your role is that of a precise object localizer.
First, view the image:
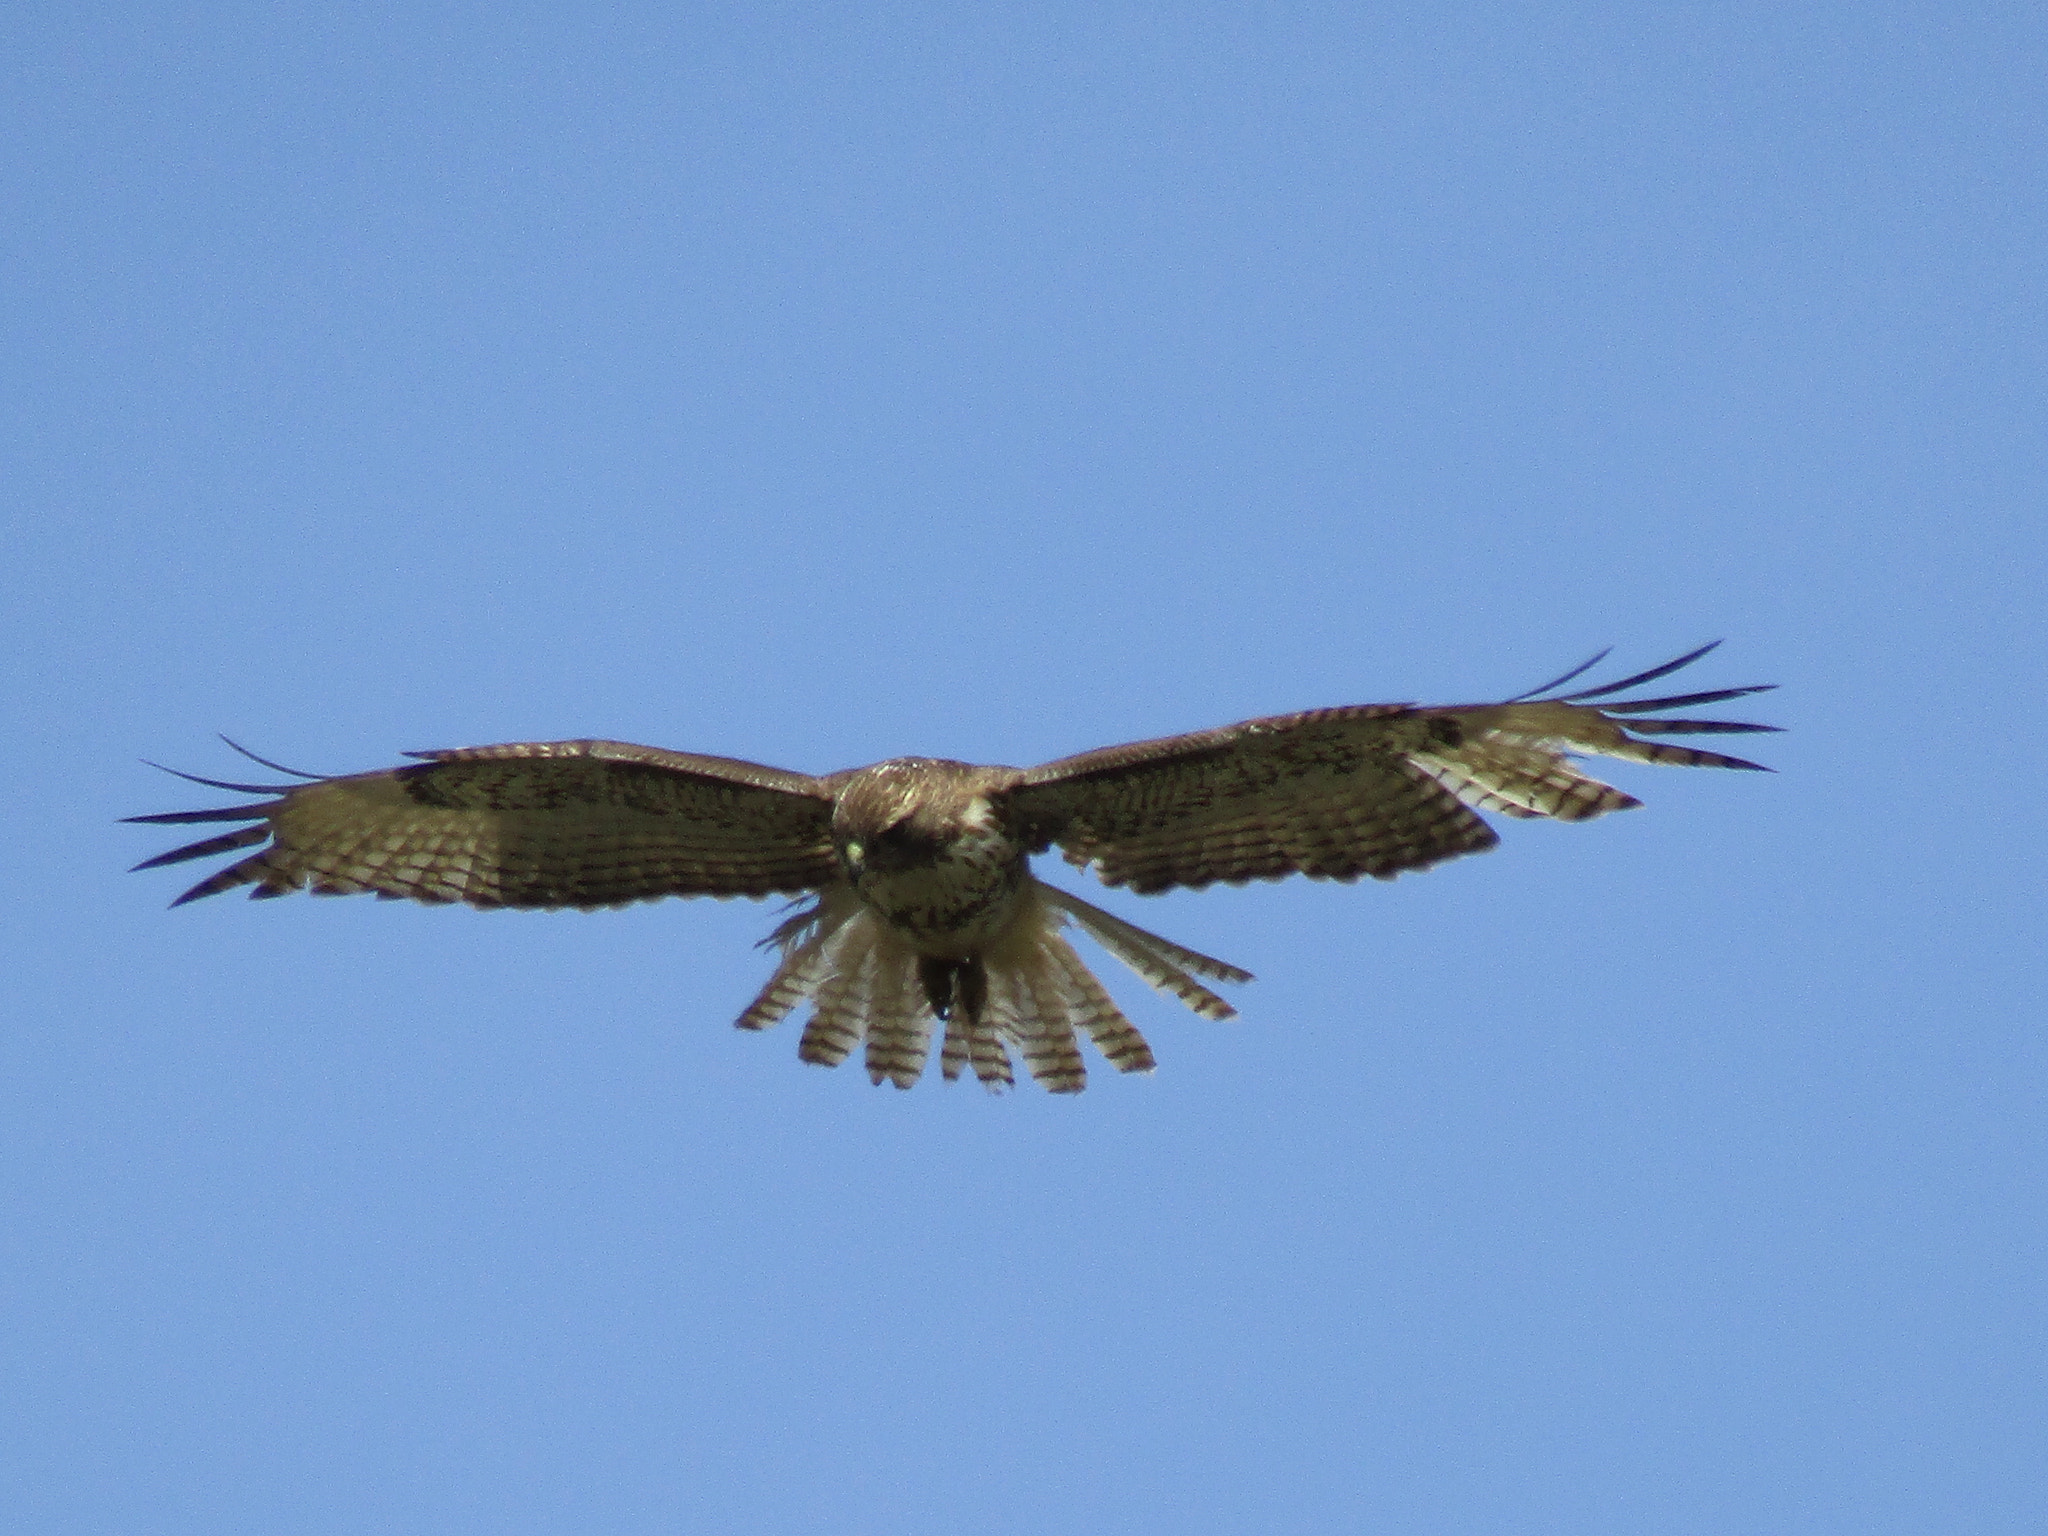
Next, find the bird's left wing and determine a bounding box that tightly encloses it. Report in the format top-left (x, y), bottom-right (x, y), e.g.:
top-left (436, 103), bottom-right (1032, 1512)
top-left (1003, 644), bottom-right (1777, 895)
top-left (129, 739), bottom-right (841, 909)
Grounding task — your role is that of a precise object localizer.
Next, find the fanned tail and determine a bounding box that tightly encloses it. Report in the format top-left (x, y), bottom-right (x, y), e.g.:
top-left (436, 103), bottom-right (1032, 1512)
top-left (735, 879), bottom-right (1242, 1093)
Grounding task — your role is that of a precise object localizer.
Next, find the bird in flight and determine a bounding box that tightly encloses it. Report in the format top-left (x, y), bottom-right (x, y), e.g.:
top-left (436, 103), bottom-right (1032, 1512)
top-left (131, 644), bottom-right (1775, 1093)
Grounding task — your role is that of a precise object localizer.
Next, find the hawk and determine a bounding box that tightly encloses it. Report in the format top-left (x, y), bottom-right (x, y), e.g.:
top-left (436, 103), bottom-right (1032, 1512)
top-left (130, 644), bottom-right (1775, 1093)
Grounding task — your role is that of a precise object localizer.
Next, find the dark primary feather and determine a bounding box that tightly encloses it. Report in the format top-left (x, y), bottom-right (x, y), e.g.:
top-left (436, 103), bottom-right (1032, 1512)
top-left (1550, 639), bottom-right (1727, 701)
top-left (126, 804), bottom-right (276, 825)
top-left (131, 824), bottom-right (269, 870)
top-left (138, 761), bottom-right (299, 796)
top-left (1596, 686), bottom-right (1778, 715)
top-left (1609, 716), bottom-right (1778, 735)
top-left (1502, 647), bottom-right (1613, 703)
top-left (217, 736), bottom-right (330, 780)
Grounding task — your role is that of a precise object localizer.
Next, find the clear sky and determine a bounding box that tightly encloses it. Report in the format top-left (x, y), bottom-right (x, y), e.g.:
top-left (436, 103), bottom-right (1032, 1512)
top-left (5, 4), bottom-right (2043, 1533)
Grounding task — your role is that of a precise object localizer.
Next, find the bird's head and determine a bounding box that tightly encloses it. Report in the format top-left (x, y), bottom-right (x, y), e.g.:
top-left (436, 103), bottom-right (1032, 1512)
top-left (830, 757), bottom-right (991, 878)
top-left (838, 814), bottom-right (947, 878)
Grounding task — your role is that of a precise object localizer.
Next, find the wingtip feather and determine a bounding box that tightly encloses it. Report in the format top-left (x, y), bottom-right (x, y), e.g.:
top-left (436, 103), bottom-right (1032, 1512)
top-left (217, 736), bottom-right (329, 780)
top-left (130, 825), bottom-right (269, 871)
top-left (122, 805), bottom-right (275, 825)
top-left (1504, 647), bottom-right (1614, 703)
top-left (1558, 641), bottom-right (1723, 702)
top-left (139, 759), bottom-right (297, 795)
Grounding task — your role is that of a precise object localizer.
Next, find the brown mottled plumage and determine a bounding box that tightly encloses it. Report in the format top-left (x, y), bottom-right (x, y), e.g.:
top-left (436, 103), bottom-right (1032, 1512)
top-left (130, 644), bottom-right (1777, 1093)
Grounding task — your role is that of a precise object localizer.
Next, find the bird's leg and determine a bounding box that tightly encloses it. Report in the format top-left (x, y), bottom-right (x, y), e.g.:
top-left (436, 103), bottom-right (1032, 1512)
top-left (918, 955), bottom-right (957, 1021)
top-left (956, 956), bottom-right (987, 1026)
top-left (917, 955), bottom-right (989, 1025)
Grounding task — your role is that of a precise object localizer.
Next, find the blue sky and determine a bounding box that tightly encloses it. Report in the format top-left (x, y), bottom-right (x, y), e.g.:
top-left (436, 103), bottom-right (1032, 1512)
top-left (5, 4), bottom-right (2043, 1532)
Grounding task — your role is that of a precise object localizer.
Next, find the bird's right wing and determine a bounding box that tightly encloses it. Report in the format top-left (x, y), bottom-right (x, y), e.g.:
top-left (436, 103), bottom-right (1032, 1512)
top-left (129, 739), bottom-right (841, 909)
top-left (1005, 645), bottom-right (1777, 895)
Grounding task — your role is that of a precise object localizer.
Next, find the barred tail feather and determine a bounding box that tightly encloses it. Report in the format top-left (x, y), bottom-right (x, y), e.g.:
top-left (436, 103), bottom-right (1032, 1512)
top-left (861, 939), bottom-right (931, 1090)
top-left (967, 1012), bottom-right (1018, 1091)
top-left (940, 1015), bottom-right (968, 1080)
top-left (941, 1001), bottom-right (1014, 1090)
top-left (797, 917), bottom-right (894, 1074)
top-left (1042, 885), bottom-right (1250, 1020)
top-left (734, 892), bottom-right (859, 1032)
top-left (996, 956), bottom-right (1089, 1094)
top-left (1041, 936), bottom-right (1156, 1076)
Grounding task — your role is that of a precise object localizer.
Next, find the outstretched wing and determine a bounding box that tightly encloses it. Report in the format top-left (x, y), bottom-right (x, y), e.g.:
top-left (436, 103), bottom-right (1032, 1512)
top-left (129, 739), bottom-right (840, 909)
top-left (1005, 643), bottom-right (1777, 895)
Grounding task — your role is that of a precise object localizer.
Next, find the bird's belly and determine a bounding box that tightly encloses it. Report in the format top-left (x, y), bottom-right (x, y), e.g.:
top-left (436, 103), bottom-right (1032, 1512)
top-left (854, 852), bottom-right (1027, 957)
